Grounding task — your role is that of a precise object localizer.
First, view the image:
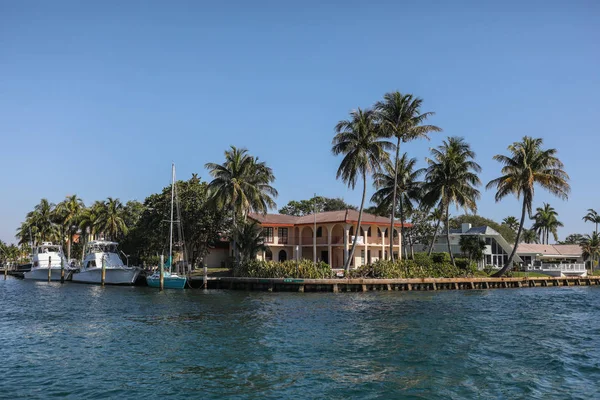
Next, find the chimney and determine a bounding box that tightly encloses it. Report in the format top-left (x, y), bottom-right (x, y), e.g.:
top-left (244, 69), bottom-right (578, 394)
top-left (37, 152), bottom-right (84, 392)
top-left (461, 223), bottom-right (472, 233)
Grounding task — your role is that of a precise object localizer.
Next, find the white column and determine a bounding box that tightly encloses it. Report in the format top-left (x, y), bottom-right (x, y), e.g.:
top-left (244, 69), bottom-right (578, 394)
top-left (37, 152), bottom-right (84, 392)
top-left (381, 228), bottom-right (386, 260)
top-left (327, 224), bottom-right (333, 267)
top-left (364, 227), bottom-right (369, 266)
top-left (343, 225), bottom-right (349, 266)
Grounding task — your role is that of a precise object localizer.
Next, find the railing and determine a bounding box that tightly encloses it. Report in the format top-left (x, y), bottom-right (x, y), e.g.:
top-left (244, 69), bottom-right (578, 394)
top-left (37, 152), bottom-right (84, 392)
top-left (526, 264), bottom-right (586, 272)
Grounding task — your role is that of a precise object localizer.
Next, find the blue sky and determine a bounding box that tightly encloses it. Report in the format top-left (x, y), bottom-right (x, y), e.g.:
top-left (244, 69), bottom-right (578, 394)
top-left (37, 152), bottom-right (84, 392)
top-left (1, 0), bottom-right (599, 244)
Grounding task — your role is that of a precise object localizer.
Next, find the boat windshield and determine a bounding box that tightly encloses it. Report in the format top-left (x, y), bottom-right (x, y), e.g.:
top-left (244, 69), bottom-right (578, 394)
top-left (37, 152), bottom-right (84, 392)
top-left (86, 243), bottom-right (118, 254)
top-left (39, 246), bottom-right (60, 253)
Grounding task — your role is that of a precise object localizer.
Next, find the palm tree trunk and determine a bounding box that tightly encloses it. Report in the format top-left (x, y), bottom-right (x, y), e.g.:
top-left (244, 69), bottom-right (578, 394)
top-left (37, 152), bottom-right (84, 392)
top-left (232, 207), bottom-right (239, 266)
top-left (428, 203), bottom-right (443, 256)
top-left (345, 171), bottom-right (367, 272)
top-left (389, 137), bottom-right (401, 261)
top-left (493, 198), bottom-right (527, 277)
top-left (409, 228), bottom-right (415, 259)
top-left (399, 198), bottom-right (407, 261)
top-left (445, 204), bottom-right (456, 267)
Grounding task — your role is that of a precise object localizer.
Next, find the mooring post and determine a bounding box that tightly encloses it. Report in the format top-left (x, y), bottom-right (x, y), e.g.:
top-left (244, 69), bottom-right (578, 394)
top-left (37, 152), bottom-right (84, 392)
top-left (362, 284), bottom-right (368, 292)
top-left (333, 284), bottom-right (339, 293)
top-left (432, 282), bottom-right (437, 291)
top-left (386, 284), bottom-right (392, 291)
top-left (159, 255), bottom-right (164, 291)
top-left (469, 281), bottom-right (475, 289)
top-left (48, 256), bottom-right (52, 282)
top-left (4, 263), bottom-right (7, 280)
top-left (203, 265), bottom-right (208, 289)
top-left (101, 255), bottom-right (106, 286)
top-left (298, 284), bottom-right (304, 293)
top-left (60, 258), bottom-right (65, 284)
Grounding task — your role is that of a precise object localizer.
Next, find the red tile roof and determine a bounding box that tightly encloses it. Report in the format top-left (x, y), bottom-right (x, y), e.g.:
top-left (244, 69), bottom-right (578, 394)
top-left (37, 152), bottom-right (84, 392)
top-left (248, 210), bottom-right (411, 227)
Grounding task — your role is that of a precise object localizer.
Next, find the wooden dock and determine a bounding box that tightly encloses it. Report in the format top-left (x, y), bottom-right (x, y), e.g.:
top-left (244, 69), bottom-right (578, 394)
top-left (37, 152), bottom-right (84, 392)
top-left (190, 276), bottom-right (600, 292)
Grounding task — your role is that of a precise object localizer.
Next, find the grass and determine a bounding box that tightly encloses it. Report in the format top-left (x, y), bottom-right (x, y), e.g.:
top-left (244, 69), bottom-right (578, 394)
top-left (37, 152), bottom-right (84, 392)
top-left (505, 271), bottom-right (550, 278)
top-left (189, 268), bottom-right (231, 277)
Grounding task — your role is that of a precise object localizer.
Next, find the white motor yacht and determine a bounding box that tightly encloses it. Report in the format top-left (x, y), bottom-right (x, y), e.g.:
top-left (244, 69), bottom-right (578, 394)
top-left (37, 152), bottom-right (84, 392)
top-left (72, 240), bottom-right (140, 285)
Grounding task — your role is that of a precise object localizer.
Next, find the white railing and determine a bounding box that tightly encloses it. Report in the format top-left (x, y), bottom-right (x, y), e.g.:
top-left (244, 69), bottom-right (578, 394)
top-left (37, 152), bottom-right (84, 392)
top-left (526, 263), bottom-right (586, 272)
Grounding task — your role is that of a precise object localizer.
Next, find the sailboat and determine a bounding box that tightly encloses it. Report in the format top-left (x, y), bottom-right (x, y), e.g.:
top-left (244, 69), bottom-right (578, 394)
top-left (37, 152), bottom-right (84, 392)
top-left (147, 163), bottom-right (187, 289)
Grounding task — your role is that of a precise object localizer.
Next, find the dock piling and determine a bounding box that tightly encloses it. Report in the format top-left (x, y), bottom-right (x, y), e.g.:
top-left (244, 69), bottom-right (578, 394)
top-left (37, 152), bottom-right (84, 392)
top-left (101, 256), bottom-right (106, 286)
top-left (203, 266), bottom-right (208, 289)
top-left (159, 255), bottom-right (164, 291)
top-left (48, 256), bottom-right (52, 282)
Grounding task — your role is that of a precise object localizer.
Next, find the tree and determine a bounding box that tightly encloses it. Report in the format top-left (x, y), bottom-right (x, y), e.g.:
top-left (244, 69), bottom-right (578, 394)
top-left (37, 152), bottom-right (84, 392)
top-left (583, 209), bottom-right (600, 235)
top-left (502, 216), bottom-right (519, 232)
top-left (371, 153), bottom-right (424, 259)
top-left (531, 203), bottom-right (563, 244)
top-left (279, 196), bottom-right (356, 216)
top-left (205, 146), bottom-right (278, 264)
top-left (374, 91), bottom-right (441, 261)
top-left (95, 198), bottom-right (128, 241)
top-left (79, 201), bottom-right (104, 243)
top-left (521, 229), bottom-right (539, 244)
top-left (580, 232), bottom-right (600, 272)
top-left (17, 199), bottom-right (60, 245)
top-left (332, 108), bottom-right (392, 272)
top-left (122, 176), bottom-right (227, 267)
top-left (426, 205), bottom-right (445, 255)
top-left (486, 137), bottom-right (570, 277)
top-left (423, 137), bottom-right (482, 267)
top-left (233, 221), bottom-right (267, 264)
top-left (459, 235), bottom-right (487, 263)
top-left (55, 194), bottom-right (85, 261)
top-left (558, 233), bottom-right (585, 245)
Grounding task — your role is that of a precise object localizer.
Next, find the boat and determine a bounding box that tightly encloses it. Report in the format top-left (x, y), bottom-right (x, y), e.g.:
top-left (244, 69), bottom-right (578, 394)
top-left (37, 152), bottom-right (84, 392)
top-left (147, 163), bottom-right (187, 289)
top-left (72, 240), bottom-right (140, 285)
top-left (24, 242), bottom-right (73, 281)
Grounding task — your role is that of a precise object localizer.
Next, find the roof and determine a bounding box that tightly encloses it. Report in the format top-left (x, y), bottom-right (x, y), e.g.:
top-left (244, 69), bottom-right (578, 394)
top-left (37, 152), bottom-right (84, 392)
top-left (449, 226), bottom-right (500, 236)
top-left (517, 243), bottom-right (582, 257)
top-left (248, 210), bottom-right (411, 227)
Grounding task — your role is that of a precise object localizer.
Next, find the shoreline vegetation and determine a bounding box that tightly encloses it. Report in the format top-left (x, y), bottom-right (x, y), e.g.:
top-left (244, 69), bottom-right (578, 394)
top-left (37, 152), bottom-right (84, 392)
top-left (6, 90), bottom-right (598, 280)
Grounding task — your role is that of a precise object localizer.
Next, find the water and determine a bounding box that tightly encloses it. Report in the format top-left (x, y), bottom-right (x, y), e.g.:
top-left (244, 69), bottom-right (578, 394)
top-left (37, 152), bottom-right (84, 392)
top-left (1, 278), bottom-right (599, 399)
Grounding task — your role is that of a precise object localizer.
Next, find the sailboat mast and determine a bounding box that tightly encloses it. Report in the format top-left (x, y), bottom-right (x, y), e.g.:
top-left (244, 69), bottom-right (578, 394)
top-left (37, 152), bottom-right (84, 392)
top-left (169, 163), bottom-right (175, 273)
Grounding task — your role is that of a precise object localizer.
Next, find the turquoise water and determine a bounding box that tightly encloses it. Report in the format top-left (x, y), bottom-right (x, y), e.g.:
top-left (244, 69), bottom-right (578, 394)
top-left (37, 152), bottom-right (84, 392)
top-left (1, 278), bottom-right (599, 399)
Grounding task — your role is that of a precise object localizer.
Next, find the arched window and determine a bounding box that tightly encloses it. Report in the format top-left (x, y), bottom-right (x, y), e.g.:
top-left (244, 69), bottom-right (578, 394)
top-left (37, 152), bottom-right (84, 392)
top-left (316, 227), bottom-right (323, 237)
top-left (278, 250), bottom-right (287, 262)
top-left (349, 226), bottom-right (354, 236)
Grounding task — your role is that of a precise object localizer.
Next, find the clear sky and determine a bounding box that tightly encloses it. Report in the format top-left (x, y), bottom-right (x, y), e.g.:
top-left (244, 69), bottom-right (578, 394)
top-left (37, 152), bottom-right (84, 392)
top-left (1, 0), bottom-right (599, 244)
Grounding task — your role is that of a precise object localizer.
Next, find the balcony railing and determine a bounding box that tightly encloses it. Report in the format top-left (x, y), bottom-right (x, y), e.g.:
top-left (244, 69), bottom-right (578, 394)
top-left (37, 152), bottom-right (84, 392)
top-left (525, 264), bottom-right (586, 272)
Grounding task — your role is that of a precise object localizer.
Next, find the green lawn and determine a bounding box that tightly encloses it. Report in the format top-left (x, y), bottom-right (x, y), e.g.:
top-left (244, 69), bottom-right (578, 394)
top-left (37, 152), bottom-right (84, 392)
top-left (505, 271), bottom-right (550, 278)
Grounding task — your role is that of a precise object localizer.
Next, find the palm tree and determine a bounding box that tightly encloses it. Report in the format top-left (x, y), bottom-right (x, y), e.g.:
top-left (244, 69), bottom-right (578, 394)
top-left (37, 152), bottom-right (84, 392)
top-left (427, 205), bottom-right (445, 255)
top-left (22, 199), bottom-right (60, 244)
top-left (234, 221), bottom-right (267, 264)
top-left (531, 203), bottom-right (563, 244)
top-left (79, 201), bottom-right (103, 243)
top-left (205, 146), bottom-right (278, 263)
top-left (521, 229), bottom-right (539, 244)
top-left (55, 195), bottom-right (85, 260)
top-left (486, 137), bottom-right (570, 277)
top-left (583, 209), bottom-right (600, 235)
top-left (502, 216), bottom-right (519, 232)
top-left (423, 137), bottom-right (481, 267)
top-left (459, 235), bottom-right (487, 264)
top-left (580, 232), bottom-right (600, 273)
top-left (374, 92), bottom-right (441, 261)
top-left (332, 108), bottom-right (393, 272)
top-left (95, 198), bottom-right (128, 240)
top-left (371, 153), bottom-right (424, 259)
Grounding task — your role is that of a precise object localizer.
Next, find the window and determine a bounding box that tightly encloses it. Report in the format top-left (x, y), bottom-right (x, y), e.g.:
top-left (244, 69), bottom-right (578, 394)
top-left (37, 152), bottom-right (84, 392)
top-left (367, 227), bottom-right (372, 237)
top-left (278, 228), bottom-right (288, 244)
top-left (377, 228), bottom-right (382, 237)
top-left (361, 250), bottom-right (365, 266)
top-left (264, 227), bottom-right (274, 243)
top-left (316, 227), bottom-right (323, 237)
top-left (349, 226), bottom-right (354, 236)
top-left (265, 250), bottom-right (273, 261)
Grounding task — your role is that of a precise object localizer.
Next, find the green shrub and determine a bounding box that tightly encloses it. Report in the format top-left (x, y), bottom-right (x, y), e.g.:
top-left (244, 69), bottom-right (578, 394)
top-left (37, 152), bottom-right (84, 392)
top-left (431, 252), bottom-right (451, 264)
top-left (413, 253), bottom-right (433, 268)
top-left (235, 259), bottom-right (333, 279)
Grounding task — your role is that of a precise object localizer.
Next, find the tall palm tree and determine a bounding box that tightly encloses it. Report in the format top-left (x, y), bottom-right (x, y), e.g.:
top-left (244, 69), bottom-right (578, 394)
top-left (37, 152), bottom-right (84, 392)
top-left (583, 209), bottom-right (600, 235)
top-left (374, 92), bottom-right (441, 261)
top-left (502, 216), bottom-right (519, 232)
top-left (234, 221), bottom-right (267, 264)
top-left (427, 205), bottom-right (445, 255)
top-left (55, 195), bottom-right (85, 260)
top-left (22, 199), bottom-right (60, 244)
top-left (95, 198), bottom-right (128, 240)
top-left (521, 229), bottom-right (539, 244)
top-left (79, 201), bottom-right (103, 243)
top-left (486, 137), bottom-right (570, 277)
top-left (332, 108), bottom-right (393, 272)
top-left (531, 203), bottom-right (563, 244)
top-left (423, 137), bottom-right (481, 267)
top-left (205, 146), bottom-right (278, 263)
top-left (580, 232), bottom-right (600, 273)
top-left (371, 153), bottom-right (424, 259)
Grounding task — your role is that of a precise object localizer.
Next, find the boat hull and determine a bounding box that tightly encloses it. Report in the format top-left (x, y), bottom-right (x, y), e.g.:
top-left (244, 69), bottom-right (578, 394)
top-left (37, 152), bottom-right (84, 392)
top-left (24, 268), bottom-right (72, 281)
top-left (147, 275), bottom-right (187, 289)
top-left (72, 268), bottom-right (140, 285)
